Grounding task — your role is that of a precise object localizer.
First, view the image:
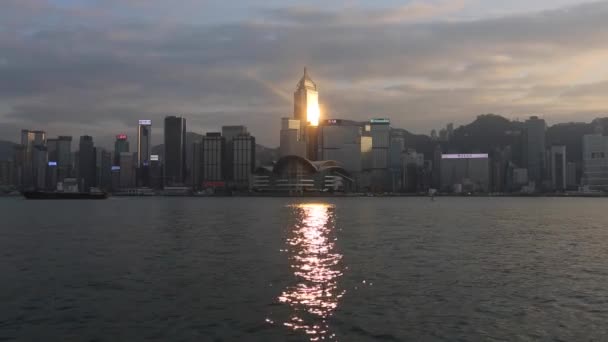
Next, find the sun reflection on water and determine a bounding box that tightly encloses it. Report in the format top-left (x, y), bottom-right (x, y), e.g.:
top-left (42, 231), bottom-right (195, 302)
top-left (274, 203), bottom-right (345, 341)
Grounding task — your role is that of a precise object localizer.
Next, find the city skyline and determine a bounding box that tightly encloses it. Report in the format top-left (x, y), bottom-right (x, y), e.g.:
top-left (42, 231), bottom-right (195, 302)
top-left (2, 0), bottom-right (608, 147)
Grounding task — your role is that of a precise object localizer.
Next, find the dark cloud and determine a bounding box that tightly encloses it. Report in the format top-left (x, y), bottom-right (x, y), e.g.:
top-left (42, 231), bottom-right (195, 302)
top-left (1, 1), bottom-right (608, 147)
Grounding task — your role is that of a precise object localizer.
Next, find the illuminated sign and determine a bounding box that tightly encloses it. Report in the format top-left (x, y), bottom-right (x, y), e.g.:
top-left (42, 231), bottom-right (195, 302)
top-left (325, 119), bottom-right (342, 125)
top-left (116, 134), bottom-right (128, 140)
top-left (150, 155), bottom-right (159, 161)
top-left (143, 161), bottom-right (149, 167)
top-left (442, 154), bottom-right (489, 159)
top-left (370, 118), bottom-right (390, 124)
top-left (139, 120), bottom-right (152, 125)
top-left (111, 166), bottom-right (121, 171)
top-left (48, 161), bottom-right (57, 166)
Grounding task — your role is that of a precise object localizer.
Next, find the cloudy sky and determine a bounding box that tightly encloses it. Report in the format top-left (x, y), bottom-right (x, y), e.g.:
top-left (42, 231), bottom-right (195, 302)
top-left (1, 0), bottom-right (608, 147)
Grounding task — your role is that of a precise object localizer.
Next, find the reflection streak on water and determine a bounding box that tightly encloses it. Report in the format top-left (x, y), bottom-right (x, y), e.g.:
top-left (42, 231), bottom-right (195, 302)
top-left (277, 203), bottom-right (345, 341)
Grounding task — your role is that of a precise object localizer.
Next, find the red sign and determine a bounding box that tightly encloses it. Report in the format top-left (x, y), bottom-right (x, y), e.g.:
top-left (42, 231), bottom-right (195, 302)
top-left (116, 134), bottom-right (128, 140)
top-left (203, 181), bottom-right (226, 188)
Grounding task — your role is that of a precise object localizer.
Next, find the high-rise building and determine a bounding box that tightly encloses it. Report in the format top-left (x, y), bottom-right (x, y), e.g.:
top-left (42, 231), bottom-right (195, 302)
top-left (119, 152), bottom-right (135, 189)
top-left (549, 145), bottom-right (566, 191)
top-left (0, 160), bottom-right (15, 187)
top-left (368, 118), bottom-right (391, 192)
top-left (440, 154), bottom-right (490, 193)
top-left (97, 149), bottom-right (112, 191)
top-left (293, 68), bottom-right (321, 160)
top-left (78, 135), bottom-right (96, 191)
top-left (198, 133), bottom-right (225, 186)
top-left (231, 133), bottom-right (256, 189)
top-left (137, 120), bottom-right (152, 167)
top-left (164, 116), bottom-right (187, 186)
top-left (566, 162), bottom-right (578, 189)
top-left (56, 136), bottom-right (73, 181)
top-left (114, 134), bottom-right (129, 165)
top-left (32, 145), bottom-right (47, 190)
top-left (318, 119), bottom-right (365, 174)
top-left (222, 125), bottom-right (248, 181)
top-left (20, 129), bottom-right (46, 189)
top-left (279, 118), bottom-right (306, 158)
top-left (294, 68), bottom-right (320, 130)
top-left (582, 134), bottom-right (608, 191)
top-left (523, 116), bottom-right (546, 187)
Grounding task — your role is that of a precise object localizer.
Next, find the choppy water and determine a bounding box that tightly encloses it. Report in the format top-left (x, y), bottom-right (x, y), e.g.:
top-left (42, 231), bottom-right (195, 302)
top-left (1, 197), bottom-right (608, 341)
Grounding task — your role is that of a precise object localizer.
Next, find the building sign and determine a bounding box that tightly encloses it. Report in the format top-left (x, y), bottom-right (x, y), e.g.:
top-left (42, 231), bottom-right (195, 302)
top-left (325, 119), bottom-right (342, 125)
top-left (48, 161), bottom-right (57, 166)
top-left (139, 120), bottom-right (152, 125)
top-left (150, 155), bottom-right (159, 161)
top-left (442, 154), bottom-right (489, 159)
top-left (116, 134), bottom-right (128, 140)
top-left (370, 118), bottom-right (390, 124)
top-left (111, 166), bottom-right (121, 171)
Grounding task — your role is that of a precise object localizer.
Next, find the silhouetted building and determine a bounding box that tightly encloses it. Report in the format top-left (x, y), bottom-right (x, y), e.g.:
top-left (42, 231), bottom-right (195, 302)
top-left (119, 152), bottom-right (135, 189)
top-left (440, 154), bottom-right (490, 193)
top-left (231, 133), bottom-right (256, 189)
top-left (164, 116), bottom-right (187, 187)
top-left (197, 133), bottom-right (225, 188)
top-left (78, 135), bottom-right (96, 191)
top-left (280, 118), bottom-right (306, 158)
top-left (56, 136), bottom-right (73, 181)
top-left (582, 134), bottom-right (608, 191)
top-left (368, 119), bottom-right (391, 192)
top-left (549, 145), bottom-right (566, 191)
top-left (20, 129), bottom-right (46, 189)
top-left (524, 116), bottom-right (546, 187)
top-left (137, 120), bottom-right (152, 186)
top-left (114, 134), bottom-right (129, 165)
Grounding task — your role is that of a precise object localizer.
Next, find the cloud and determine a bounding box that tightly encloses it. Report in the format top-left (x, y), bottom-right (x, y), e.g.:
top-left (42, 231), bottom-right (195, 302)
top-left (1, 0), bottom-right (608, 147)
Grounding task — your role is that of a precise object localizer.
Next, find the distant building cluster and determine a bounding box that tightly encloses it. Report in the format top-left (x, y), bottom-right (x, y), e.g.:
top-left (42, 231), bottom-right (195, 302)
top-left (1, 68), bottom-right (608, 195)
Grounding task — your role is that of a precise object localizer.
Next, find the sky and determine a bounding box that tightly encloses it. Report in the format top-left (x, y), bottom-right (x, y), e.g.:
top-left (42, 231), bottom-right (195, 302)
top-left (1, 0), bottom-right (608, 147)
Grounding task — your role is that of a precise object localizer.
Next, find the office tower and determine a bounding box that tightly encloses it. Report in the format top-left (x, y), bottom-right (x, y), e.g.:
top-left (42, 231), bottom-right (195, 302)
top-left (164, 116), bottom-right (187, 186)
top-left (78, 136), bottom-right (96, 191)
top-left (46, 139), bottom-right (58, 190)
top-left (198, 133), bottom-right (225, 186)
top-left (402, 149), bottom-right (424, 193)
top-left (440, 154), bottom-right (490, 193)
top-left (32, 145), bottom-right (47, 189)
top-left (56, 136), bottom-right (73, 181)
top-left (221, 125), bottom-right (248, 181)
top-left (114, 134), bottom-right (129, 164)
top-left (20, 129), bottom-right (46, 189)
top-left (119, 152), bottom-right (135, 189)
top-left (294, 68), bottom-right (320, 130)
top-left (97, 149), bottom-right (112, 191)
top-left (523, 116), bottom-right (546, 187)
top-left (294, 68), bottom-right (321, 160)
top-left (566, 162), bottom-right (578, 189)
top-left (137, 120), bottom-right (152, 167)
top-left (47, 138), bottom-right (58, 162)
top-left (549, 146), bottom-right (566, 191)
top-left (389, 131), bottom-right (406, 191)
top-left (318, 119), bottom-right (365, 173)
top-left (231, 133), bottom-right (256, 189)
top-left (368, 118), bottom-right (391, 192)
top-left (582, 134), bottom-right (608, 191)
top-left (280, 118), bottom-right (306, 158)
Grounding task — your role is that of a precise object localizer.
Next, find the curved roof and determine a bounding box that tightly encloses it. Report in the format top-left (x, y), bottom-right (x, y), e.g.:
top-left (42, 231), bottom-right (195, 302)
top-left (273, 155), bottom-right (350, 177)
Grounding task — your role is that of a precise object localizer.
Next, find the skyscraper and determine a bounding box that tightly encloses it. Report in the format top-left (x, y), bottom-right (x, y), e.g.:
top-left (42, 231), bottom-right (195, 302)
top-left (582, 134), bottom-right (608, 191)
top-left (294, 68), bottom-right (320, 129)
top-left (279, 118), bottom-right (306, 158)
top-left (78, 135), bottom-right (96, 191)
top-left (549, 145), bottom-right (566, 191)
top-left (231, 133), bottom-right (256, 189)
top-left (524, 116), bottom-right (546, 187)
top-left (137, 120), bottom-right (152, 167)
top-left (114, 134), bottom-right (129, 165)
top-left (164, 116), bottom-right (186, 186)
top-left (20, 129), bottom-right (46, 189)
top-left (293, 68), bottom-right (321, 160)
top-left (56, 136), bottom-right (73, 181)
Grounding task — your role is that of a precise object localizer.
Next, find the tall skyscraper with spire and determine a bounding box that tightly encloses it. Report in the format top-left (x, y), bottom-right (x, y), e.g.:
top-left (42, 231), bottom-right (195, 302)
top-left (292, 68), bottom-right (321, 160)
top-left (294, 67), bottom-right (320, 129)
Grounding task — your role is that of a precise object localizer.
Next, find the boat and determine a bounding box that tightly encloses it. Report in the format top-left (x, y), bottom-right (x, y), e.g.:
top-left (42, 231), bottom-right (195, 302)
top-left (22, 191), bottom-right (108, 200)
